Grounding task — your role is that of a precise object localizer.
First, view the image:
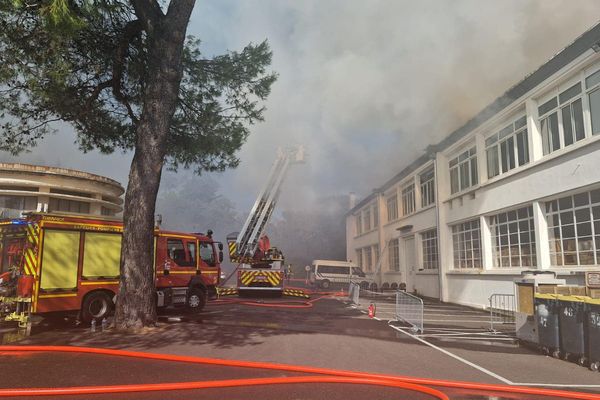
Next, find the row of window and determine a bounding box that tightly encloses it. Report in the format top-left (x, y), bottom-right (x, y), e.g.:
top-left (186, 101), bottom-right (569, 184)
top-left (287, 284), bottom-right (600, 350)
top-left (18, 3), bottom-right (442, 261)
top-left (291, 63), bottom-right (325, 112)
top-left (355, 244), bottom-right (378, 271)
top-left (451, 188), bottom-right (600, 269)
top-left (450, 67), bottom-right (600, 195)
top-left (385, 229), bottom-right (439, 272)
top-left (385, 167), bottom-right (435, 224)
top-left (356, 203), bottom-right (379, 235)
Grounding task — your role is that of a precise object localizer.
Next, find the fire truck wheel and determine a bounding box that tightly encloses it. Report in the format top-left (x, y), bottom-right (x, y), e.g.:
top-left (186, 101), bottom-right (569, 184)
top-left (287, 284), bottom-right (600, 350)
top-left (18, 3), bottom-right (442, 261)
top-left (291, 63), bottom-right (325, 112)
top-left (185, 287), bottom-right (206, 313)
top-left (81, 291), bottom-right (113, 323)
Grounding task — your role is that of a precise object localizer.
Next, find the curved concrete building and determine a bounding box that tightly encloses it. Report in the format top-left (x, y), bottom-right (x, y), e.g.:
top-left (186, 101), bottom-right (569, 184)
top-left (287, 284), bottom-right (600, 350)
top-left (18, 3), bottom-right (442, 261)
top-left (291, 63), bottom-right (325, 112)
top-left (0, 163), bottom-right (124, 218)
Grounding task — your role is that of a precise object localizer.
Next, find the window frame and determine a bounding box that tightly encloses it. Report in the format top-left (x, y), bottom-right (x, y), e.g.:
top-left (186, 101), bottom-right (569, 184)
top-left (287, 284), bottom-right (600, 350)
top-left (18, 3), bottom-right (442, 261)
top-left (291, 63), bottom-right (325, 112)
top-left (585, 66), bottom-right (600, 136)
top-left (401, 182), bottom-right (415, 216)
top-left (489, 206), bottom-right (537, 268)
top-left (387, 194), bottom-right (398, 222)
top-left (485, 115), bottom-right (529, 179)
top-left (363, 208), bottom-right (371, 232)
top-left (538, 81), bottom-right (586, 155)
top-left (545, 188), bottom-right (600, 267)
top-left (420, 229), bottom-right (439, 270)
top-left (388, 238), bottom-right (400, 271)
top-left (420, 167), bottom-right (435, 207)
top-left (449, 146), bottom-right (478, 195)
top-left (451, 219), bottom-right (482, 269)
top-left (364, 246), bottom-right (372, 271)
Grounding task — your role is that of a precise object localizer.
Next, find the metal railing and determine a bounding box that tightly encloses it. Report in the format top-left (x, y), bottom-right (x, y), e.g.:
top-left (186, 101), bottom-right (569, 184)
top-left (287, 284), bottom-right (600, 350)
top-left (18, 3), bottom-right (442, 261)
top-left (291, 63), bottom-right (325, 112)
top-left (489, 293), bottom-right (516, 332)
top-left (395, 291), bottom-right (424, 333)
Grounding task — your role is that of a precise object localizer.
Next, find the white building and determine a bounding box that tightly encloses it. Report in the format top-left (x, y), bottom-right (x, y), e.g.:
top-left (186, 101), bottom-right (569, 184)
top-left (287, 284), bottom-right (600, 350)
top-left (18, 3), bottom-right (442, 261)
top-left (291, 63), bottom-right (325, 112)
top-left (346, 23), bottom-right (600, 309)
top-left (0, 163), bottom-right (124, 217)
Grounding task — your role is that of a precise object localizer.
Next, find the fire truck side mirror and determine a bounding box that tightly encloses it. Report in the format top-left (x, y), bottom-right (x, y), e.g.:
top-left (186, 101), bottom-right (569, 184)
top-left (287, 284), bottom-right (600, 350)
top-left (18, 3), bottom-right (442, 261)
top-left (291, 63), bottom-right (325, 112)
top-left (219, 251), bottom-right (224, 263)
top-left (218, 243), bottom-right (223, 251)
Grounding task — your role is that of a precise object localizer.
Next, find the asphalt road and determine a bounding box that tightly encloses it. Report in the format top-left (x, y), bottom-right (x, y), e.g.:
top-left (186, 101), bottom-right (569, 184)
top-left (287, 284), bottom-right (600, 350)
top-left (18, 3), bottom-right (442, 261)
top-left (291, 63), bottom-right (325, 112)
top-left (0, 286), bottom-right (598, 400)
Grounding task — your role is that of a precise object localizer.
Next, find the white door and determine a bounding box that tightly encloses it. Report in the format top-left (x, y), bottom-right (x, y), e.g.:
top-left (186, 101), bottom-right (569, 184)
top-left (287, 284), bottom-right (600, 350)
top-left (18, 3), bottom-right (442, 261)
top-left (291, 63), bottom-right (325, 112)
top-left (403, 236), bottom-right (416, 291)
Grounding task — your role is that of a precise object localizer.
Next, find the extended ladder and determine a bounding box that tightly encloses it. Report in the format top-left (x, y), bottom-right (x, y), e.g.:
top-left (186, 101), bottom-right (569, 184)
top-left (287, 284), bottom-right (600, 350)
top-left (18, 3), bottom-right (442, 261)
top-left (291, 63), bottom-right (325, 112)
top-left (235, 146), bottom-right (304, 260)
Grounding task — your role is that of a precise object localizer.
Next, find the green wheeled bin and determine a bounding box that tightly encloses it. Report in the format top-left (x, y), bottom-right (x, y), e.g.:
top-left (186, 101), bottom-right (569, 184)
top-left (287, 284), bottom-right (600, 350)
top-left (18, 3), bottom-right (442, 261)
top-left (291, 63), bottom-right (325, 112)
top-left (534, 293), bottom-right (561, 358)
top-left (557, 295), bottom-right (587, 365)
top-left (585, 297), bottom-right (600, 372)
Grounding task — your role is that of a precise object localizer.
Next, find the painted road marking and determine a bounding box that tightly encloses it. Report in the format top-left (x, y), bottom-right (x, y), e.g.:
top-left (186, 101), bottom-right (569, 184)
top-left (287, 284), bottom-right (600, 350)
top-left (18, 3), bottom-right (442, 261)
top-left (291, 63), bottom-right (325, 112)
top-left (389, 324), bottom-right (513, 385)
top-left (390, 324), bottom-right (600, 389)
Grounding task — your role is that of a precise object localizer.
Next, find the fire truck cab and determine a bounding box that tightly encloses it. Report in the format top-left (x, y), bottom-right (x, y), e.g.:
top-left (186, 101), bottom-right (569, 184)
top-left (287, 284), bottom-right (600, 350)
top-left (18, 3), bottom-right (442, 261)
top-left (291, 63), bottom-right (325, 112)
top-left (0, 213), bottom-right (222, 326)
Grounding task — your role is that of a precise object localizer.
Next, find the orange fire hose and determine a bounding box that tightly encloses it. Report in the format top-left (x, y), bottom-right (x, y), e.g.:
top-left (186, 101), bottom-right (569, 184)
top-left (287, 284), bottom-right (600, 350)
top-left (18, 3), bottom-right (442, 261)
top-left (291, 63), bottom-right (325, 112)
top-left (0, 346), bottom-right (597, 399)
top-left (211, 292), bottom-right (345, 309)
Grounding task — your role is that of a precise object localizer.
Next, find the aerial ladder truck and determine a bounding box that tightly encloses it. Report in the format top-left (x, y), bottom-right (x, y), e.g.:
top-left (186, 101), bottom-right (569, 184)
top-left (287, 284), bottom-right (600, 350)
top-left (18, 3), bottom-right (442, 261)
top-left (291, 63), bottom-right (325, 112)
top-left (226, 146), bottom-right (304, 295)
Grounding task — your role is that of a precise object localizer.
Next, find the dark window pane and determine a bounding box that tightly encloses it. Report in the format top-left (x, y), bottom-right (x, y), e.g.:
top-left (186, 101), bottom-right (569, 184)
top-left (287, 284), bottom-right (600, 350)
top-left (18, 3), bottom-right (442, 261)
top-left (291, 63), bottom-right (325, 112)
top-left (520, 232), bottom-right (530, 244)
top-left (592, 190), bottom-right (600, 204)
top-left (579, 252), bottom-right (595, 265)
top-left (459, 162), bottom-right (470, 190)
top-left (470, 158), bottom-right (478, 186)
top-left (519, 220), bottom-right (529, 231)
top-left (563, 253), bottom-right (577, 265)
top-left (558, 83), bottom-right (582, 104)
top-left (589, 89), bottom-right (600, 135)
top-left (577, 222), bottom-right (592, 236)
top-left (560, 211), bottom-right (574, 224)
top-left (586, 70), bottom-right (600, 89)
top-left (574, 192), bottom-right (590, 207)
top-left (450, 168), bottom-right (459, 194)
top-left (572, 99), bottom-right (585, 141)
top-left (562, 105), bottom-right (574, 146)
top-left (559, 196), bottom-right (573, 210)
top-left (575, 208), bottom-right (591, 222)
top-left (508, 211), bottom-right (517, 221)
top-left (594, 207), bottom-right (600, 221)
top-left (550, 113), bottom-right (560, 152)
top-left (518, 208), bottom-right (528, 219)
top-left (516, 130), bottom-right (529, 166)
top-left (515, 115), bottom-right (527, 129)
top-left (562, 225), bottom-right (576, 238)
top-left (499, 125), bottom-right (513, 138)
top-left (486, 146), bottom-right (499, 178)
top-left (539, 97), bottom-right (558, 115)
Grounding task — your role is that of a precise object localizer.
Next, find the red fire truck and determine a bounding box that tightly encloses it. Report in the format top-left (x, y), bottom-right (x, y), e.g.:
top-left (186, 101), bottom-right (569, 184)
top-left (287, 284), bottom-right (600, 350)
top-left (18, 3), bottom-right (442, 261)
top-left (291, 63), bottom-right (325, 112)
top-left (0, 213), bottom-right (222, 326)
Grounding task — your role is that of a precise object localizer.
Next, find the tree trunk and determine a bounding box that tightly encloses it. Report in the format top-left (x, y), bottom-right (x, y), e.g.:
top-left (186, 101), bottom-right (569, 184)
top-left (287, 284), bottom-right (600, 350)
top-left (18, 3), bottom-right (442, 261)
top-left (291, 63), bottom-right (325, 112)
top-left (114, 1), bottom-right (195, 330)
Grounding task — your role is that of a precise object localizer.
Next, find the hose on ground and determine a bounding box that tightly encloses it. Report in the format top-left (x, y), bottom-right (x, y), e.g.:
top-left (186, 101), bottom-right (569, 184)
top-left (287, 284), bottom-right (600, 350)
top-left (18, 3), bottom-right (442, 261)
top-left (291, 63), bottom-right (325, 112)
top-left (0, 346), bottom-right (596, 399)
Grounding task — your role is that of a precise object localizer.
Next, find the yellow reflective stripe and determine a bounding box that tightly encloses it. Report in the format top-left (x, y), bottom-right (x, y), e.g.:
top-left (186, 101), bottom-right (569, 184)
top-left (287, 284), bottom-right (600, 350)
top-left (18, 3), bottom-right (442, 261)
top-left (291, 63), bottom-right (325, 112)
top-left (24, 248), bottom-right (36, 277)
top-left (40, 220), bottom-right (123, 232)
top-left (202, 271), bottom-right (219, 274)
top-left (80, 281), bottom-right (119, 286)
top-left (31, 228), bottom-right (44, 313)
top-left (266, 272), bottom-right (278, 286)
top-left (38, 293), bottom-right (77, 299)
top-left (228, 242), bottom-right (237, 256)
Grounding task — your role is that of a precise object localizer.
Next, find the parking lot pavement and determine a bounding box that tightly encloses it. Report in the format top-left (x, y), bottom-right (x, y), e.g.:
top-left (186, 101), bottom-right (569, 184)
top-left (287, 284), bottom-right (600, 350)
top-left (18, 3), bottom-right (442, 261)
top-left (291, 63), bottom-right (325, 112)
top-left (2, 293), bottom-right (599, 399)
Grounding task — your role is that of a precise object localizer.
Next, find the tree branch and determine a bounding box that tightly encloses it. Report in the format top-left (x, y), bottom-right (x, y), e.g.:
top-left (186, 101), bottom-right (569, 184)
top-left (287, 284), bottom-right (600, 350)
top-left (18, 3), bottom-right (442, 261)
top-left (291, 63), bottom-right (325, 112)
top-left (130, 0), bottom-right (163, 32)
top-left (111, 19), bottom-right (143, 124)
top-left (84, 79), bottom-right (112, 111)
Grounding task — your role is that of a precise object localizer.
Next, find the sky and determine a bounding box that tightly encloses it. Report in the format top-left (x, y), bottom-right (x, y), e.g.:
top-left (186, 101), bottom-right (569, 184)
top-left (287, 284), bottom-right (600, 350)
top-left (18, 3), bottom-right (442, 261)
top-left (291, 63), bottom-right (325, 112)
top-left (2, 0), bottom-right (600, 214)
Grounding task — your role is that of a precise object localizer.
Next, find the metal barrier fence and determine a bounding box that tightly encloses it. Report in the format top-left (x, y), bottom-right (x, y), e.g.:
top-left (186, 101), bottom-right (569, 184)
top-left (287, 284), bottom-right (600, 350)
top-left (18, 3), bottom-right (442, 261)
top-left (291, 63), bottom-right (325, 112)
top-left (348, 282), bottom-right (360, 306)
top-left (488, 293), bottom-right (516, 332)
top-left (347, 283), bottom-right (397, 320)
top-left (395, 291), bottom-right (424, 333)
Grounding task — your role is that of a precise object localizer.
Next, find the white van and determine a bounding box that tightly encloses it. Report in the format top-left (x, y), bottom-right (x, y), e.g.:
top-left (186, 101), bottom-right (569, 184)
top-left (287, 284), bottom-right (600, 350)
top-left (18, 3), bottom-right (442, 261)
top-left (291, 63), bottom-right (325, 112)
top-left (309, 259), bottom-right (372, 289)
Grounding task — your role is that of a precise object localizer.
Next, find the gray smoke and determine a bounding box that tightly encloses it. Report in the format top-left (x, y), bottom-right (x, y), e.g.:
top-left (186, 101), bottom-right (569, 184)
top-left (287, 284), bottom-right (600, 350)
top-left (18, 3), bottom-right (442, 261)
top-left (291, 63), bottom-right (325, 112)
top-left (2, 1), bottom-right (599, 212)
